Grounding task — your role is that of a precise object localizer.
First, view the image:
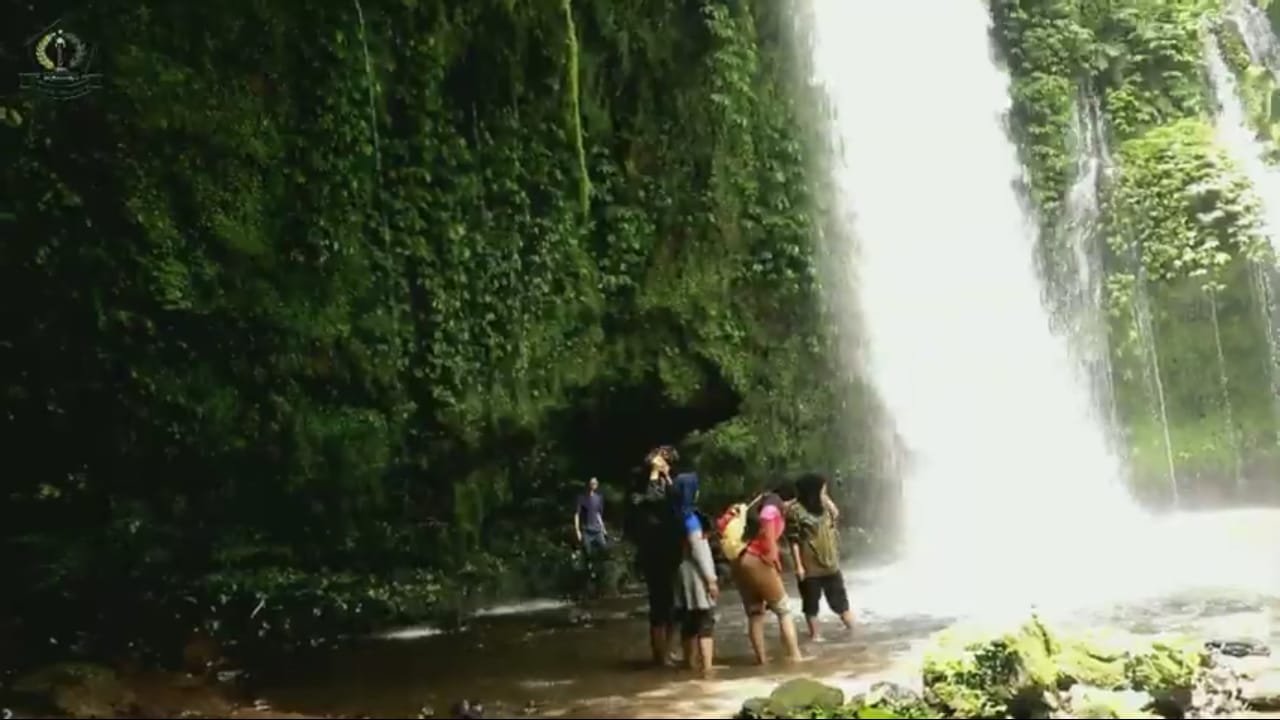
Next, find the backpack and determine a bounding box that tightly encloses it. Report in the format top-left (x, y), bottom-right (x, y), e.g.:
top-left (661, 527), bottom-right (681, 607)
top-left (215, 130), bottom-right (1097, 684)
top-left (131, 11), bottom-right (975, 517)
top-left (786, 502), bottom-right (840, 572)
top-left (716, 495), bottom-right (763, 561)
top-left (807, 512), bottom-right (841, 572)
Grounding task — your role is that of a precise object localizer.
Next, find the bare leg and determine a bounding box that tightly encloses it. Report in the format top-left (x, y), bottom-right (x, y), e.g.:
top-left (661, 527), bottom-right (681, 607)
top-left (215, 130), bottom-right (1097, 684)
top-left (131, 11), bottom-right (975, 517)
top-left (839, 610), bottom-right (856, 630)
top-left (778, 612), bottom-right (803, 661)
top-left (697, 637), bottom-right (714, 674)
top-left (650, 625), bottom-right (670, 666)
top-left (806, 615), bottom-right (821, 641)
top-left (682, 636), bottom-right (697, 669)
top-left (748, 613), bottom-right (768, 664)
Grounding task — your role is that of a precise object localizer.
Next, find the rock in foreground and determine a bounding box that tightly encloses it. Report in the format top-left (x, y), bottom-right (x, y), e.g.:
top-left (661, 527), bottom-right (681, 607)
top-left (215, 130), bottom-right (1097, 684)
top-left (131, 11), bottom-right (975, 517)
top-left (735, 616), bottom-right (1257, 718)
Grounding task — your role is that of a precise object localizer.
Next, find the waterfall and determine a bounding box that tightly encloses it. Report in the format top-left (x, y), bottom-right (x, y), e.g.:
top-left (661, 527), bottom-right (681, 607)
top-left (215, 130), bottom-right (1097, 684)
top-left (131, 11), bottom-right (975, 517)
top-left (1206, 33), bottom-right (1280, 247)
top-left (1207, 288), bottom-right (1246, 492)
top-left (1227, 0), bottom-right (1280, 69)
top-left (1207, 26), bottom-right (1280, 466)
top-left (1059, 94), bottom-right (1122, 447)
top-left (808, 0), bottom-right (1141, 614)
top-left (1132, 269), bottom-right (1181, 506)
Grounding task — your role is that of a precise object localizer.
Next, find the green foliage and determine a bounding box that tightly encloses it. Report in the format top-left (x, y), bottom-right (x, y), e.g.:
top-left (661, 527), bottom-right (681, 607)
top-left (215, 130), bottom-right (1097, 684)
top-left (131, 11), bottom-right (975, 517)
top-left (1107, 119), bottom-right (1265, 289)
top-left (991, 0), bottom-right (1094, 225)
top-left (994, 0), bottom-right (1280, 504)
top-left (740, 618), bottom-right (1213, 719)
top-left (2, 0), bottom-right (860, 657)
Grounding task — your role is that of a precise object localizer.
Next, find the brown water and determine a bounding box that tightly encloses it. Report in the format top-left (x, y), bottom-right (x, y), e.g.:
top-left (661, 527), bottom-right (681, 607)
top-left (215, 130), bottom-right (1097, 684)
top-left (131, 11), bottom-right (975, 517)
top-left (258, 589), bottom-right (951, 719)
top-left (257, 510), bottom-right (1280, 719)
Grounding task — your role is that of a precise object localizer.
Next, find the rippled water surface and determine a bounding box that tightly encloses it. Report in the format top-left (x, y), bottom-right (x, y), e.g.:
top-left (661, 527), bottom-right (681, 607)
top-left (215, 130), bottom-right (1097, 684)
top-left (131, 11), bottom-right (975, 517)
top-left (257, 510), bottom-right (1280, 719)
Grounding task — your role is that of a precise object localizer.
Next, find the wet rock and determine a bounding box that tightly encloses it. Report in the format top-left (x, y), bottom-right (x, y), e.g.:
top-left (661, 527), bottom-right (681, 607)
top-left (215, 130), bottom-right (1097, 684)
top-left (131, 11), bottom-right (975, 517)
top-left (1124, 639), bottom-right (1200, 717)
top-left (847, 682), bottom-right (931, 717)
top-left (12, 663), bottom-right (136, 718)
top-left (748, 615), bottom-right (1256, 720)
top-left (1205, 638), bottom-right (1271, 658)
top-left (1063, 686), bottom-right (1156, 719)
top-left (735, 678), bottom-right (843, 718)
top-left (1242, 670), bottom-right (1280, 710)
top-left (922, 618), bottom-right (1060, 717)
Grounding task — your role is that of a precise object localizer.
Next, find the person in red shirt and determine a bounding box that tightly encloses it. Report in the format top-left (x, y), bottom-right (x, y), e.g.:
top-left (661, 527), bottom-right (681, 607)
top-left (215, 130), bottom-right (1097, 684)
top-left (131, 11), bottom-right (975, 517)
top-left (730, 493), bottom-right (802, 664)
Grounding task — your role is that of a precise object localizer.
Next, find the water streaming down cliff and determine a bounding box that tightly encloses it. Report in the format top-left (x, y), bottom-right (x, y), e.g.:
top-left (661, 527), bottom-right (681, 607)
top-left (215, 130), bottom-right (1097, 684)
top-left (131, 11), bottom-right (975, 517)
top-left (1228, 0), bottom-right (1280, 69)
top-left (807, 0), bottom-right (1143, 616)
top-left (1056, 96), bottom-right (1122, 447)
top-left (1206, 33), bottom-right (1280, 247)
top-left (1207, 27), bottom-right (1280, 463)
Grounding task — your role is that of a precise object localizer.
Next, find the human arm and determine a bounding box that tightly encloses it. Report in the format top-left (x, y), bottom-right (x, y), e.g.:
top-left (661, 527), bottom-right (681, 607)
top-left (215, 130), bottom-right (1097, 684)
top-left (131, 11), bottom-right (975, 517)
top-left (790, 542), bottom-right (805, 580)
top-left (573, 505), bottom-right (582, 543)
top-left (759, 505), bottom-right (785, 571)
top-left (689, 532), bottom-right (720, 601)
top-left (822, 484), bottom-right (840, 521)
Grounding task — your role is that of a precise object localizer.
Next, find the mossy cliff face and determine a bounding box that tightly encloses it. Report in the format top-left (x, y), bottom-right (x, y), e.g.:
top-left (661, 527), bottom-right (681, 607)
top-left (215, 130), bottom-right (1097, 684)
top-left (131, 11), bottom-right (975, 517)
top-left (0, 0), bottom-right (869, 651)
top-left (735, 617), bottom-right (1239, 719)
top-left (993, 0), bottom-right (1280, 505)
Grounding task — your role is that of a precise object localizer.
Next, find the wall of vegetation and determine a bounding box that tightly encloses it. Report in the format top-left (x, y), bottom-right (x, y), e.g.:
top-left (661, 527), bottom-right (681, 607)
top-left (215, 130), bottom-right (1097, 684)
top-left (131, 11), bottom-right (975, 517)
top-left (993, 0), bottom-right (1280, 507)
top-left (0, 0), bottom-right (875, 660)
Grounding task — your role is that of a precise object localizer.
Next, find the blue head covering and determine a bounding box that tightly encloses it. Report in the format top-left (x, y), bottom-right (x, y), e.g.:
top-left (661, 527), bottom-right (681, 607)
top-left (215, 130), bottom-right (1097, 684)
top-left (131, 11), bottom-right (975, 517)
top-left (672, 472), bottom-right (701, 534)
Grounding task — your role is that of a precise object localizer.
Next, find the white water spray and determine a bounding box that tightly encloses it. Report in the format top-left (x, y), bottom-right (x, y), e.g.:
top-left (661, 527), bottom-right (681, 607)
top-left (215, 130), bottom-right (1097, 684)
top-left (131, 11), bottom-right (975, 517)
top-left (1059, 96), bottom-right (1122, 443)
top-left (809, 0), bottom-right (1142, 616)
top-left (1206, 32), bottom-right (1280, 248)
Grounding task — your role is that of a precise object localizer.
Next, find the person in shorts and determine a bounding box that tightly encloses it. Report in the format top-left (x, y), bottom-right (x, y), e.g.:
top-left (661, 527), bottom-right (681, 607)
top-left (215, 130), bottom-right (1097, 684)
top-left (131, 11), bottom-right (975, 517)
top-left (787, 473), bottom-right (855, 640)
top-left (729, 493), bottom-right (802, 664)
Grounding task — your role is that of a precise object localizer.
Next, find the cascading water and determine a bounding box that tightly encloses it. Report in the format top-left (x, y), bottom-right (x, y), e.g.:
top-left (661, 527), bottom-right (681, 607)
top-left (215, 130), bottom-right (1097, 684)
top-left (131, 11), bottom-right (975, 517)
top-left (1206, 32), bottom-right (1280, 247)
top-left (1207, 25), bottom-right (1280, 458)
top-left (808, 0), bottom-right (1143, 617)
top-left (1057, 95), bottom-right (1122, 445)
top-left (1227, 0), bottom-right (1280, 69)
top-left (1207, 288), bottom-right (1246, 492)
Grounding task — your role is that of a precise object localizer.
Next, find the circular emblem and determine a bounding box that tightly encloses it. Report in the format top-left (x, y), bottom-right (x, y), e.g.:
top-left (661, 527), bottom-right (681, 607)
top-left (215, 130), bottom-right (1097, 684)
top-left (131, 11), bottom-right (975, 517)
top-left (34, 30), bottom-right (87, 73)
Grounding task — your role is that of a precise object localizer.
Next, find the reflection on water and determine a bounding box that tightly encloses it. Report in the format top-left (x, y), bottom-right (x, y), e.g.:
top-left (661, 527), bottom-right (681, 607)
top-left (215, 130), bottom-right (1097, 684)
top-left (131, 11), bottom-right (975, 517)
top-left (260, 590), bottom-right (945, 718)
top-left (259, 510), bottom-right (1280, 719)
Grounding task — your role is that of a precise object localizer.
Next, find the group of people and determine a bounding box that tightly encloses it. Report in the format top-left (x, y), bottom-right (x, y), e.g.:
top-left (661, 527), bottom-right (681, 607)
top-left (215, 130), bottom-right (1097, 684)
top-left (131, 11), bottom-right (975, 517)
top-left (579, 444), bottom-right (855, 674)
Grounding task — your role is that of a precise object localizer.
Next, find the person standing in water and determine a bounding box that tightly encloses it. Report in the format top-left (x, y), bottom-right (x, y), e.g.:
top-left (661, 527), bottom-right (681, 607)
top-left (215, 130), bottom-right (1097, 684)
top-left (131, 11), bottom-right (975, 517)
top-left (730, 492), bottom-right (803, 664)
top-left (626, 446), bottom-right (682, 666)
top-left (574, 477), bottom-right (609, 589)
top-left (671, 472), bottom-right (718, 674)
top-left (787, 473), bottom-right (855, 641)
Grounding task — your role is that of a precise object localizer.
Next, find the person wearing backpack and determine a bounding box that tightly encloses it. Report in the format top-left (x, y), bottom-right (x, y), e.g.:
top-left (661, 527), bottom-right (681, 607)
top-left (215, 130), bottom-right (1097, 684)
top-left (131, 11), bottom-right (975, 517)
top-left (726, 492), bottom-right (803, 664)
top-left (787, 473), bottom-right (855, 641)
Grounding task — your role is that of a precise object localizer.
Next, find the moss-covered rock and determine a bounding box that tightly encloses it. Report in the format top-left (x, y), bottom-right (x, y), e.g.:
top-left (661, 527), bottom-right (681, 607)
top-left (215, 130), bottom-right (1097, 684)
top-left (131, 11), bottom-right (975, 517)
top-left (738, 616), bottom-right (1247, 720)
top-left (846, 682), bottom-right (932, 718)
top-left (1063, 685), bottom-right (1158, 719)
top-left (1054, 628), bottom-right (1144, 692)
top-left (921, 617), bottom-right (1060, 718)
top-left (1123, 638), bottom-right (1201, 716)
top-left (735, 678), bottom-right (844, 719)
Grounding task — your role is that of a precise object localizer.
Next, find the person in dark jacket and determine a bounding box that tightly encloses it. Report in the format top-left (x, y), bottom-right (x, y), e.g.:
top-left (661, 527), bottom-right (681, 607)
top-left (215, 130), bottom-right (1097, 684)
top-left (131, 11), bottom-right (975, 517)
top-left (626, 445), bottom-right (683, 666)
